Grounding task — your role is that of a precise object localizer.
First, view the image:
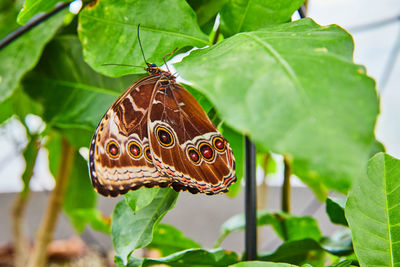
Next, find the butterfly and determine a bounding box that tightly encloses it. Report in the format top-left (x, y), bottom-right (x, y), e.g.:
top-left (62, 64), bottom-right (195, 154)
top-left (88, 32), bottom-right (236, 196)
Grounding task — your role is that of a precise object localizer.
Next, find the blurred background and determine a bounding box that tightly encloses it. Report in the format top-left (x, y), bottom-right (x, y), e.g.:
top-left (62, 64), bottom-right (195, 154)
top-left (0, 0), bottom-right (399, 259)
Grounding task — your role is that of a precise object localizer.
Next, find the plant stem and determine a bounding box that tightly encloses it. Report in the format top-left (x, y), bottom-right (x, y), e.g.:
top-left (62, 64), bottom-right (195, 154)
top-left (12, 192), bottom-right (31, 267)
top-left (282, 156), bottom-right (291, 213)
top-left (13, 135), bottom-right (40, 267)
top-left (27, 137), bottom-right (75, 267)
top-left (257, 153), bottom-right (270, 210)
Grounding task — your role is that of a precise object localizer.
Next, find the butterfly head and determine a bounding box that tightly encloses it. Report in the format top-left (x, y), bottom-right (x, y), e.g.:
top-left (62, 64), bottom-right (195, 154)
top-left (145, 62), bottom-right (162, 75)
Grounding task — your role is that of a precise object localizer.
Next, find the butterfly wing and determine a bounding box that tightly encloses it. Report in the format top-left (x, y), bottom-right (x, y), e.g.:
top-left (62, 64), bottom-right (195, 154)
top-left (89, 75), bottom-right (172, 197)
top-left (148, 81), bottom-right (236, 195)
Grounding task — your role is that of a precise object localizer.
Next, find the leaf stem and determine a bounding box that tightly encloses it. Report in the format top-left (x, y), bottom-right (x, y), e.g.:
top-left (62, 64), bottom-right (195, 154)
top-left (282, 156), bottom-right (291, 213)
top-left (27, 137), bottom-right (75, 267)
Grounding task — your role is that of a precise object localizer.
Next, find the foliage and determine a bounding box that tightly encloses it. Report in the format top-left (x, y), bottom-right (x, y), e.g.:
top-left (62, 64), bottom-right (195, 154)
top-left (0, 0), bottom-right (395, 266)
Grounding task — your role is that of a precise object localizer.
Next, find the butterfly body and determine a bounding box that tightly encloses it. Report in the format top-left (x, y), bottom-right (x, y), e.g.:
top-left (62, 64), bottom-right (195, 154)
top-left (89, 65), bottom-right (236, 197)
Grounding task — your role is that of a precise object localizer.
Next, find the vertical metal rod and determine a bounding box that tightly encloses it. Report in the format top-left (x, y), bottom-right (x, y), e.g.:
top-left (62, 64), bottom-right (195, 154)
top-left (245, 135), bottom-right (257, 260)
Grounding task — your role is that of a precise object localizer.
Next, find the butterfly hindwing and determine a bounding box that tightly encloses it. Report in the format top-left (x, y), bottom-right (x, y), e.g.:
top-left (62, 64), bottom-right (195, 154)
top-left (148, 81), bottom-right (236, 195)
top-left (89, 75), bottom-right (172, 197)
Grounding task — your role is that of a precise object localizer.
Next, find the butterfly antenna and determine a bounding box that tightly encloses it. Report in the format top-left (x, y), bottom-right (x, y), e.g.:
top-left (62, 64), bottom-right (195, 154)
top-left (102, 63), bottom-right (143, 68)
top-left (137, 24), bottom-right (148, 65)
top-left (163, 47), bottom-right (178, 72)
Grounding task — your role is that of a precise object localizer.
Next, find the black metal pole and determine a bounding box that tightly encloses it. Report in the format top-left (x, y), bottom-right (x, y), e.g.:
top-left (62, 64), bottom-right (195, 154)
top-left (245, 135), bottom-right (257, 260)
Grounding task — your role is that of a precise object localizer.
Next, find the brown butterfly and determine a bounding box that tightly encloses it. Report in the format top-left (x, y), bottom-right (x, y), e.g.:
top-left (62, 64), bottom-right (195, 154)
top-left (89, 34), bottom-right (236, 196)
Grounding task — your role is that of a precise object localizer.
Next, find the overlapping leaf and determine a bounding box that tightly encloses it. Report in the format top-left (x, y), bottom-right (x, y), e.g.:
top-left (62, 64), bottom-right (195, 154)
top-left (346, 153), bottom-right (400, 266)
top-left (78, 0), bottom-right (208, 77)
top-left (175, 18), bottom-right (378, 194)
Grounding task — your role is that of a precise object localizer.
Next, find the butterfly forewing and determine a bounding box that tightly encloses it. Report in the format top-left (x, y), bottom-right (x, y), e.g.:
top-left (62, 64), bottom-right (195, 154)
top-left (148, 81), bottom-right (236, 195)
top-left (89, 75), bottom-right (172, 197)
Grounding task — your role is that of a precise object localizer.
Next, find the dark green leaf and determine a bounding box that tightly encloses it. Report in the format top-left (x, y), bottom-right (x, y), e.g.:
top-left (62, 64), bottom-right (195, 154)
top-left (148, 224), bottom-right (201, 256)
top-left (216, 210), bottom-right (321, 246)
top-left (175, 18), bottom-right (378, 195)
top-left (326, 197), bottom-right (348, 226)
top-left (23, 36), bottom-right (142, 132)
top-left (112, 188), bottom-right (178, 264)
top-left (258, 239), bottom-right (322, 265)
top-left (0, 3), bottom-right (67, 102)
top-left (78, 0), bottom-right (208, 77)
top-left (346, 153), bottom-right (400, 266)
top-left (122, 248), bottom-right (238, 267)
top-left (17, 0), bottom-right (69, 25)
top-left (220, 0), bottom-right (305, 37)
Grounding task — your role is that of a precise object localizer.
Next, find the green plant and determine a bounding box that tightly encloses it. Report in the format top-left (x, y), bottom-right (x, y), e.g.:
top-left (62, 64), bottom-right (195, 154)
top-left (1, 0), bottom-right (398, 266)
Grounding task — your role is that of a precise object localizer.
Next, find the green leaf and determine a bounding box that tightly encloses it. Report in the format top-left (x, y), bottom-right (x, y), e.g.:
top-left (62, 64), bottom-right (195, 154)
top-left (326, 197), bottom-right (348, 226)
top-left (148, 224), bottom-right (201, 256)
top-left (0, 3), bottom-right (67, 102)
top-left (257, 239), bottom-right (322, 265)
top-left (124, 187), bottom-right (160, 213)
top-left (216, 210), bottom-right (321, 246)
top-left (175, 18), bottom-right (378, 194)
top-left (17, 0), bottom-right (69, 25)
top-left (220, 0), bottom-right (305, 37)
top-left (230, 261), bottom-right (298, 267)
top-left (22, 36), bottom-right (142, 132)
top-left (112, 188), bottom-right (178, 265)
top-left (346, 152), bottom-right (400, 266)
top-left (21, 133), bottom-right (40, 197)
top-left (78, 0), bottom-right (208, 77)
top-left (118, 248), bottom-right (238, 267)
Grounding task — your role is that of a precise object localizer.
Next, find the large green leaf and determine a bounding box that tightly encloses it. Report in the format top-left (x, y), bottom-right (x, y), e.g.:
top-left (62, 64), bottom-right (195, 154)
top-left (117, 248), bottom-right (238, 267)
top-left (0, 2), bottom-right (67, 102)
top-left (78, 0), bottom-right (208, 77)
top-left (17, 0), bottom-right (68, 25)
top-left (346, 153), bottom-right (400, 266)
top-left (22, 36), bottom-right (142, 133)
top-left (112, 188), bottom-right (178, 264)
top-left (175, 18), bottom-right (378, 194)
top-left (148, 223), bottom-right (201, 257)
top-left (220, 0), bottom-right (305, 37)
top-left (216, 210), bottom-right (321, 246)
